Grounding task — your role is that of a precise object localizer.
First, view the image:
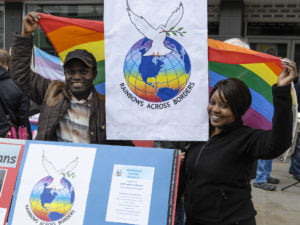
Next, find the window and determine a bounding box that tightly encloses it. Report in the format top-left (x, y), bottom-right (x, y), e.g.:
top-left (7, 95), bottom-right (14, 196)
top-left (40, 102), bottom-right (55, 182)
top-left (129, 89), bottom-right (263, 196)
top-left (247, 22), bottom-right (300, 36)
top-left (249, 42), bottom-right (288, 58)
top-left (292, 41), bottom-right (300, 73)
top-left (0, 4), bottom-right (4, 48)
top-left (26, 4), bottom-right (103, 20)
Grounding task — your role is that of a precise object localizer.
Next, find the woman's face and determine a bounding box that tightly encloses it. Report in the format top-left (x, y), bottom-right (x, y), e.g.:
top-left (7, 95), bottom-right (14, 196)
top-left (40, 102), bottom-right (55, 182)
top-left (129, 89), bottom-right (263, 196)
top-left (207, 89), bottom-right (235, 129)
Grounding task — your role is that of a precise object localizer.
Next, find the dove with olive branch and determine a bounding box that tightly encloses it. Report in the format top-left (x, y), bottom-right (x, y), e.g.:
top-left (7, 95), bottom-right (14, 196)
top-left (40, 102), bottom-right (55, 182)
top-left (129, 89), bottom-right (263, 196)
top-left (126, 0), bottom-right (186, 57)
top-left (42, 152), bottom-right (78, 190)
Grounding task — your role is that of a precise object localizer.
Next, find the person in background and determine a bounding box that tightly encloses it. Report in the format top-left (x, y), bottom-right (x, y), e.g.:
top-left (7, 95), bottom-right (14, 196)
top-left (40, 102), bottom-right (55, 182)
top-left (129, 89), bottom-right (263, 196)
top-left (289, 77), bottom-right (300, 181)
top-left (0, 49), bottom-right (31, 139)
top-left (180, 57), bottom-right (297, 225)
top-left (252, 159), bottom-right (279, 191)
top-left (224, 37), bottom-right (250, 49)
top-left (10, 11), bottom-right (132, 146)
top-left (224, 38), bottom-right (281, 192)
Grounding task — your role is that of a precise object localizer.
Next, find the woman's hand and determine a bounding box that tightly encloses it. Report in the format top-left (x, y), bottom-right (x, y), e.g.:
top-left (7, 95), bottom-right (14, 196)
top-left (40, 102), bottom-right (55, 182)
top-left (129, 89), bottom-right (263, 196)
top-left (22, 12), bottom-right (40, 37)
top-left (277, 58), bottom-right (298, 87)
top-left (180, 152), bottom-right (186, 163)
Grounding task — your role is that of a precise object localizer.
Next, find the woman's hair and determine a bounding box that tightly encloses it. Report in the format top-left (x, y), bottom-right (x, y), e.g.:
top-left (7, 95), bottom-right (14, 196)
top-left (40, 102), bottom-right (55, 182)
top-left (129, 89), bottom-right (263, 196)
top-left (0, 49), bottom-right (10, 67)
top-left (210, 78), bottom-right (252, 120)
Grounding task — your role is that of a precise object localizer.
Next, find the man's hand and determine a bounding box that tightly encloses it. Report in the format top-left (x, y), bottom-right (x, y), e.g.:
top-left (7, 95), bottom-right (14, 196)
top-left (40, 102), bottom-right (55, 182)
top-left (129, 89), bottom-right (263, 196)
top-left (278, 58), bottom-right (298, 87)
top-left (22, 11), bottom-right (40, 37)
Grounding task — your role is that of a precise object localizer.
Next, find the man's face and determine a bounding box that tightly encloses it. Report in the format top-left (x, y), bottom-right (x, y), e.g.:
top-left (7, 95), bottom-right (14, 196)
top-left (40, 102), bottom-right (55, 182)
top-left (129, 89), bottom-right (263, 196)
top-left (64, 59), bottom-right (96, 100)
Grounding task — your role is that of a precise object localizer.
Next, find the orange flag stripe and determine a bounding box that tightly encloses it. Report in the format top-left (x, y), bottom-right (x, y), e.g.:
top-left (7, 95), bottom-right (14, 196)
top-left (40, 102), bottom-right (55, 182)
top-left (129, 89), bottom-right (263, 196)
top-left (47, 26), bottom-right (104, 53)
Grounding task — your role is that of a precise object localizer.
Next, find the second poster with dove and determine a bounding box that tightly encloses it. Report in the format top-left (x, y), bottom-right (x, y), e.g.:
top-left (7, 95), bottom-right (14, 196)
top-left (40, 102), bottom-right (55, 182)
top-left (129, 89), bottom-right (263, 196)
top-left (105, 0), bottom-right (209, 141)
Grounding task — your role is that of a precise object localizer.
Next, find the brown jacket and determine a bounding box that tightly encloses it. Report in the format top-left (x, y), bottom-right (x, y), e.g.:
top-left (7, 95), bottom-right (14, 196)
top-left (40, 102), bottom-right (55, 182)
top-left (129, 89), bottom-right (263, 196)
top-left (10, 33), bottom-right (132, 145)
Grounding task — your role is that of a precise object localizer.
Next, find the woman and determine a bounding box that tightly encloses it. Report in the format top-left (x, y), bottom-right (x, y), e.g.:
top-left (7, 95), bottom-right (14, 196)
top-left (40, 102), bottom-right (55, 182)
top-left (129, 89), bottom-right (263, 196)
top-left (181, 59), bottom-right (297, 225)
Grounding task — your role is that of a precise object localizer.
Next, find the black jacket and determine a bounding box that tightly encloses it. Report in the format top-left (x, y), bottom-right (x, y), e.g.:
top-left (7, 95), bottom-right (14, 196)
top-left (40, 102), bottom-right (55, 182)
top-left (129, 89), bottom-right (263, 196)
top-left (0, 66), bottom-right (31, 137)
top-left (182, 85), bottom-right (293, 225)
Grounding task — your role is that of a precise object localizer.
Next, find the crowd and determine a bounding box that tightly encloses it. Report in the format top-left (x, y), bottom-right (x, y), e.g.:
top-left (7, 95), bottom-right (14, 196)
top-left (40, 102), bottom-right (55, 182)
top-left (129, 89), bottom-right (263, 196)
top-left (0, 11), bottom-right (299, 225)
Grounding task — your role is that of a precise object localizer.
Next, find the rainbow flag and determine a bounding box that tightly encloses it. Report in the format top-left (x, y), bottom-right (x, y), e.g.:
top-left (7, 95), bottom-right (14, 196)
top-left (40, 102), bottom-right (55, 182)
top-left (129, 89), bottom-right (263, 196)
top-left (208, 38), bottom-right (283, 129)
top-left (38, 13), bottom-right (283, 131)
top-left (34, 46), bottom-right (65, 82)
top-left (38, 13), bottom-right (105, 94)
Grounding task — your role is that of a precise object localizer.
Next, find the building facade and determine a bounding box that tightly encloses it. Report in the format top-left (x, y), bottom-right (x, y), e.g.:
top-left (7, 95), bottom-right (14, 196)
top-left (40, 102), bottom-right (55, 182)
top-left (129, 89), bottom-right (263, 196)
top-left (0, 0), bottom-right (299, 67)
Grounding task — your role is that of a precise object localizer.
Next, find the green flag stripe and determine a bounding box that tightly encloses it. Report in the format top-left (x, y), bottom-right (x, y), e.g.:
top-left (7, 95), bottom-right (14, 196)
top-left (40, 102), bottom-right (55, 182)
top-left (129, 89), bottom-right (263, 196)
top-left (93, 60), bottom-right (105, 85)
top-left (209, 61), bottom-right (272, 103)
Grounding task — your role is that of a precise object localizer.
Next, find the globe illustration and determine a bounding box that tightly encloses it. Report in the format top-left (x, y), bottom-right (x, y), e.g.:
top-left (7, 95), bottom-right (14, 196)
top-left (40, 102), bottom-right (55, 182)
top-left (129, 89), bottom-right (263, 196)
top-left (124, 37), bottom-right (191, 102)
top-left (29, 176), bottom-right (75, 222)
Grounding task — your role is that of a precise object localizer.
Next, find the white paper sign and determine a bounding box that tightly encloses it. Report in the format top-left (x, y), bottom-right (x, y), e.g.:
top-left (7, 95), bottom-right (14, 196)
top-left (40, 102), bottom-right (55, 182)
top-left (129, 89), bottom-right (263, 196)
top-left (105, 0), bottom-right (209, 141)
top-left (106, 165), bottom-right (155, 225)
top-left (0, 208), bottom-right (7, 225)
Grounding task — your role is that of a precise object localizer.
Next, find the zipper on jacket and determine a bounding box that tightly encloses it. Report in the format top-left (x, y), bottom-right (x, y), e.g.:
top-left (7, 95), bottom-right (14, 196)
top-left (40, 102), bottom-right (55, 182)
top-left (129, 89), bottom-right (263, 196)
top-left (186, 142), bottom-right (209, 185)
top-left (193, 142), bottom-right (209, 170)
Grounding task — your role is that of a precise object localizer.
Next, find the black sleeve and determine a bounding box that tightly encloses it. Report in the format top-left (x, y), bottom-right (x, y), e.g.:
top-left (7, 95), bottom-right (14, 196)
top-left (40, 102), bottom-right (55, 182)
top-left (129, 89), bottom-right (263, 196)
top-left (0, 104), bottom-right (10, 137)
top-left (246, 85), bottom-right (293, 159)
top-left (10, 33), bottom-right (52, 105)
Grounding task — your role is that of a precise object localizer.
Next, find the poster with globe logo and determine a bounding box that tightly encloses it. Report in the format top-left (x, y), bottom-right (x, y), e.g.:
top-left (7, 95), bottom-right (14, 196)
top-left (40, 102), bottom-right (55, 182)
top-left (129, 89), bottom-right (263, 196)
top-left (105, 0), bottom-right (209, 141)
top-left (7, 142), bottom-right (97, 225)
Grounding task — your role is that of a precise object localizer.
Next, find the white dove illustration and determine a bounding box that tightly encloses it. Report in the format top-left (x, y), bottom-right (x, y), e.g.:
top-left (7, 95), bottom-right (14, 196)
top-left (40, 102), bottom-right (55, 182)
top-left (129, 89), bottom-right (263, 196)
top-left (42, 152), bottom-right (78, 190)
top-left (127, 0), bottom-right (184, 56)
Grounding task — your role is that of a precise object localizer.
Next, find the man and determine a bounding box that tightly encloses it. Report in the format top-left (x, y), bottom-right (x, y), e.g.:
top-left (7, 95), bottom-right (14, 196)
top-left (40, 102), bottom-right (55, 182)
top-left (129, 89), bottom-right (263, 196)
top-left (10, 11), bottom-right (132, 145)
top-left (0, 49), bottom-right (31, 138)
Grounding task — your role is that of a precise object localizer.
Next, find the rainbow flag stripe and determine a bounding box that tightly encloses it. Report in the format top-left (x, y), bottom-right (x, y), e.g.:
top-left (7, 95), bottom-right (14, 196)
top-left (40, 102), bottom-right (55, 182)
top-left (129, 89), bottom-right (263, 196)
top-left (38, 13), bottom-right (105, 94)
top-left (38, 13), bottom-right (282, 130)
top-left (208, 39), bottom-right (283, 129)
top-left (34, 46), bottom-right (65, 82)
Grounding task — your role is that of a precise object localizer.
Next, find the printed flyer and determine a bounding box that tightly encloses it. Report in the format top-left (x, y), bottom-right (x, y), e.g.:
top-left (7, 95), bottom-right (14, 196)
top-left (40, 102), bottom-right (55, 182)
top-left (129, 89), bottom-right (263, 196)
top-left (106, 164), bottom-right (155, 225)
